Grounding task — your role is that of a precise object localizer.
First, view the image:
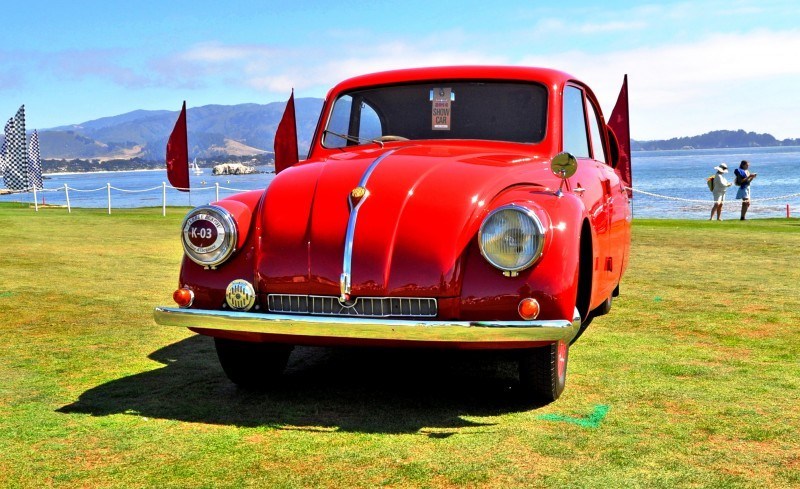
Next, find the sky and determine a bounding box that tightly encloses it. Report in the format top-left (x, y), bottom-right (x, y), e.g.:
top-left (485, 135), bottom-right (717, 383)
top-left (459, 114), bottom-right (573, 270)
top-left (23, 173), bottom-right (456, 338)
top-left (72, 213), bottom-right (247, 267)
top-left (1, 0), bottom-right (798, 140)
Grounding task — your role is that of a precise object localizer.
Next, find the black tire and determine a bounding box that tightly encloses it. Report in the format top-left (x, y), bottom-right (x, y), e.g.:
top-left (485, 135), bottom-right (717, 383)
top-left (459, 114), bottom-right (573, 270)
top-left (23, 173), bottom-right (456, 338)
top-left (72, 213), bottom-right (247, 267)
top-left (594, 295), bottom-right (613, 317)
top-left (518, 340), bottom-right (569, 403)
top-left (571, 295), bottom-right (612, 345)
top-left (214, 338), bottom-right (293, 389)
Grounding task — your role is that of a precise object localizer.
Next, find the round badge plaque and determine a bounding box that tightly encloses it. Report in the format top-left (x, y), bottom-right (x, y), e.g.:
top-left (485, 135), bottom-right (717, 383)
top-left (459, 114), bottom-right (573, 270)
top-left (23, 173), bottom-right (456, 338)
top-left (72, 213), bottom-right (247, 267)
top-left (183, 213), bottom-right (226, 254)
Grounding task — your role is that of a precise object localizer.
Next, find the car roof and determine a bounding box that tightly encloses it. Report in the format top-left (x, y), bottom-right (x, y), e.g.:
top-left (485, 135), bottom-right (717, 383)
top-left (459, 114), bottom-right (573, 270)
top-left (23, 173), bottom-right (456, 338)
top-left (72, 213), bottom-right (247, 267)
top-left (328, 66), bottom-right (577, 95)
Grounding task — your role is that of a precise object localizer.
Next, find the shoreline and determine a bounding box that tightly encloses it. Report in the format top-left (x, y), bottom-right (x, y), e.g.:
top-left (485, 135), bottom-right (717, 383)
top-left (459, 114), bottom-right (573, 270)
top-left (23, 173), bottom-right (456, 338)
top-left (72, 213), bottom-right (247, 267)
top-left (633, 146), bottom-right (800, 154)
top-left (43, 168), bottom-right (166, 177)
top-left (43, 166), bottom-right (273, 177)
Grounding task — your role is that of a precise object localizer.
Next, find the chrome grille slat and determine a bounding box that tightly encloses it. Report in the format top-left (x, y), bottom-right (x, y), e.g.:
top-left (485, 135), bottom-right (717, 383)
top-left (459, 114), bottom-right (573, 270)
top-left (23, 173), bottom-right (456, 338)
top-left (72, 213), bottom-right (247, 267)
top-left (267, 294), bottom-right (437, 318)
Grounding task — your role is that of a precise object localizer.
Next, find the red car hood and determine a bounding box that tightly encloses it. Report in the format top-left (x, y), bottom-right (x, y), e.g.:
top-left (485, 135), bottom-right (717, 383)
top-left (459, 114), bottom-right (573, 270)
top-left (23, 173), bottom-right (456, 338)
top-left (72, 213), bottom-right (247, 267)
top-left (258, 143), bottom-right (550, 298)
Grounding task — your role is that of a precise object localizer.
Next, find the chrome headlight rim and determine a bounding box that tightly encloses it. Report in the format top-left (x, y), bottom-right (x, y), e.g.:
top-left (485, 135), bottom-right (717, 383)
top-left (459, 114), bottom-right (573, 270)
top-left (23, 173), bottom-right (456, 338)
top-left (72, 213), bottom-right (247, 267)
top-left (478, 204), bottom-right (546, 273)
top-left (181, 204), bottom-right (238, 267)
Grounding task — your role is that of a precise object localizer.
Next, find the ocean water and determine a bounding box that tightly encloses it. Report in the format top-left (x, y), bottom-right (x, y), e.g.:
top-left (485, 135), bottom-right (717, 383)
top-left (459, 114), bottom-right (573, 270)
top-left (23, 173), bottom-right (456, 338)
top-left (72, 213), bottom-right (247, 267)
top-left (2, 146), bottom-right (799, 219)
top-left (631, 146), bottom-right (800, 219)
top-left (0, 167), bottom-right (276, 210)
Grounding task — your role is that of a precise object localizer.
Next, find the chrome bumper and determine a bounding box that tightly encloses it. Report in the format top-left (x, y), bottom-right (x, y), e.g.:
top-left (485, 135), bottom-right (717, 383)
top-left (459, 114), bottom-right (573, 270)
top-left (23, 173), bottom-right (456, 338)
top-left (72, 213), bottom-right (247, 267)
top-left (153, 306), bottom-right (581, 345)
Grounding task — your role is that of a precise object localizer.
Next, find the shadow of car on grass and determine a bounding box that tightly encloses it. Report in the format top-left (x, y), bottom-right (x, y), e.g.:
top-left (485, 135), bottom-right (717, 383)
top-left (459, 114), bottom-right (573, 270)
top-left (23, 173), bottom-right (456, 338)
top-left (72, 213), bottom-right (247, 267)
top-left (59, 334), bottom-right (548, 434)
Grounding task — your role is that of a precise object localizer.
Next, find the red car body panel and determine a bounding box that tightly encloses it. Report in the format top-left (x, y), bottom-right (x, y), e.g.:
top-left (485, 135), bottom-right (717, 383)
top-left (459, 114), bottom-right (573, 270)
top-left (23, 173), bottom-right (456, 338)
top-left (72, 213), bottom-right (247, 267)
top-left (169, 65), bottom-right (631, 349)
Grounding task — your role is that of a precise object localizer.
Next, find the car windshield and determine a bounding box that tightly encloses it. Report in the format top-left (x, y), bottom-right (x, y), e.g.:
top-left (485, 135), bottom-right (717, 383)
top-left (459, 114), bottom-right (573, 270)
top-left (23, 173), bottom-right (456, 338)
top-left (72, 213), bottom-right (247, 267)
top-left (322, 81), bottom-right (548, 148)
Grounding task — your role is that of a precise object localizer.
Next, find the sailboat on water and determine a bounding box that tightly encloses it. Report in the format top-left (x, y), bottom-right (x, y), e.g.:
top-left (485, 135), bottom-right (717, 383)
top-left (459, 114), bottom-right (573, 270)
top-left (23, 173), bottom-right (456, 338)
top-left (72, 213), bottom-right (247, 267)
top-left (192, 157), bottom-right (203, 175)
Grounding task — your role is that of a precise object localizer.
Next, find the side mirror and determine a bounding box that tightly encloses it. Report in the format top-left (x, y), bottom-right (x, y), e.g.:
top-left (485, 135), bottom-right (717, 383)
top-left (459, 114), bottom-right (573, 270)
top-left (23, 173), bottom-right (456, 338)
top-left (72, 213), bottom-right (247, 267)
top-left (550, 152), bottom-right (577, 197)
top-left (606, 125), bottom-right (621, 169)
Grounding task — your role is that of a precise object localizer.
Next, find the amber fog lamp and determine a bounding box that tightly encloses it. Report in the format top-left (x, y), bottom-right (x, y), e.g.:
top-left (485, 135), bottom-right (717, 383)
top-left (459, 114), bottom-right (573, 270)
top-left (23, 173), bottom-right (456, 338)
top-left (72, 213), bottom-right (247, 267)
top-left (518, 298), bottom-right (540, 320)
top-left (181, 205), bottom-right (238, 267)
top-left (173, 288), bottom-right (194, 308)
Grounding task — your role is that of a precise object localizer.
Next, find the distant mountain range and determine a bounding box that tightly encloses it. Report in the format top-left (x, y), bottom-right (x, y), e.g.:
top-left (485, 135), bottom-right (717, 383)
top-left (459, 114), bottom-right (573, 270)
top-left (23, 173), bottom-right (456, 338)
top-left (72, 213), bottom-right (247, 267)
top-left (4, 101), bottom-right (798, 162)
top-left (30, 98), bottom-right (324, 161)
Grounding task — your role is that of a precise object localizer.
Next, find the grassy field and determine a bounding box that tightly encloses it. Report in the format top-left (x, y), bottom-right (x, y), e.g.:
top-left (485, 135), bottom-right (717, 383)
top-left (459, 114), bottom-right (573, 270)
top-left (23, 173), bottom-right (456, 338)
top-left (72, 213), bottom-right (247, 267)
top-left (1, 203), bottom-right (798, 488)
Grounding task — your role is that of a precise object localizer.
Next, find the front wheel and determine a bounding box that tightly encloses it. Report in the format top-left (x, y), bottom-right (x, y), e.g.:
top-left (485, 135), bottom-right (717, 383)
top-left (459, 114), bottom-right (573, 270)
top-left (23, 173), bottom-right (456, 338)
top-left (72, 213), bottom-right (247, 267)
top-left (214, 338), bottom-right (293, 389)
top-left (518, 340), bottom-right (569, 403)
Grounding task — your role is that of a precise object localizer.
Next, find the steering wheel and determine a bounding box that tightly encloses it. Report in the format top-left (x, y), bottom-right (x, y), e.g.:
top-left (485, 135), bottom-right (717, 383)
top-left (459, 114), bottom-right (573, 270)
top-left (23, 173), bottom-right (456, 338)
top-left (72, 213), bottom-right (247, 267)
top-left (374, 135), bottom-right (409, 142)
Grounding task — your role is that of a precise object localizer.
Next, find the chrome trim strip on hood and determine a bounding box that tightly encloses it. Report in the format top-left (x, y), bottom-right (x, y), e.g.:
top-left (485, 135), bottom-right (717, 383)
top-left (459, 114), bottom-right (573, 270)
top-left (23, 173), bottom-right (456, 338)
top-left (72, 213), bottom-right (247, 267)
top-left (340, 149), bottom-right (398, 302)
top-left (154, 306), bottom-right (582, 345)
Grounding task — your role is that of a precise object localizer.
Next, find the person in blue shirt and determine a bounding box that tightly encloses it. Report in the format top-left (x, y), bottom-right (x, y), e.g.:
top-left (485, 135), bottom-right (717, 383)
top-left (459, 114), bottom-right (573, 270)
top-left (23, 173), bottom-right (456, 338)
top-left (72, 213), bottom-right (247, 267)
top-left (734, 160), bottom-right (757, 220)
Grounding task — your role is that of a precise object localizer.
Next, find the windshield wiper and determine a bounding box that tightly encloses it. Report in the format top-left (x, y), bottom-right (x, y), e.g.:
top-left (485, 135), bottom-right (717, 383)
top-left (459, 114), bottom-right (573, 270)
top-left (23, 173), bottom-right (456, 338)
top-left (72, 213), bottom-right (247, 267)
top-left (323, 129), bottom-right (384, 148)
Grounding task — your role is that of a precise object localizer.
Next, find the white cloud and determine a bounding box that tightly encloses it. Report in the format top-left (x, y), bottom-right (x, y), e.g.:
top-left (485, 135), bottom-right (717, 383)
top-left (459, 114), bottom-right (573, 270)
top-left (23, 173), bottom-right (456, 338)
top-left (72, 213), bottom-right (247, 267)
top-left (531, 18), bottom-right (646, 35)
top-left (157, 27), bottom-right (800, 140)
top-left (575, 21), bottom-right (647, 34)
top-left (306, 44), bottom-right (503, 89)
top-left (165, 40), bottom-right (504, 95)
top-left (183, 43), bottom-right (275, 62)
top-left (245, 75), bottom-right (296, 93)
top-left (520, 29), bottom-right (800, 139)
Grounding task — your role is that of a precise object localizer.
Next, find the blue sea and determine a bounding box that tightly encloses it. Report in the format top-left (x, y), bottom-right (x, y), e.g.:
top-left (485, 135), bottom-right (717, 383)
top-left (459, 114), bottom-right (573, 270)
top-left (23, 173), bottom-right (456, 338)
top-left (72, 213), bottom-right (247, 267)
top-left (631, 146), bottom-right (800, 219)
top-left (2, 146), bottom-right (799, 219)
top-left (0, 167), bottom-right (275, 210)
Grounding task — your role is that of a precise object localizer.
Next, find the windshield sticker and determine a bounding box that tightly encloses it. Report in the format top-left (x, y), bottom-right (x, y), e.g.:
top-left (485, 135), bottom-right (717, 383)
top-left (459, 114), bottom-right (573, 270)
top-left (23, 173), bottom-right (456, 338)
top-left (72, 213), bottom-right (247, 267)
top-left (432, 88), bottom-right (452, 131)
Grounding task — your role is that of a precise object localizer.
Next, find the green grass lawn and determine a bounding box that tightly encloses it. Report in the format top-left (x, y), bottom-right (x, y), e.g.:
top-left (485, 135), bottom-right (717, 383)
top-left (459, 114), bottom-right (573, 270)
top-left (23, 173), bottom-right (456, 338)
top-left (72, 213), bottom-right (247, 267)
top-left (1, 204), bottom-right (798, 488)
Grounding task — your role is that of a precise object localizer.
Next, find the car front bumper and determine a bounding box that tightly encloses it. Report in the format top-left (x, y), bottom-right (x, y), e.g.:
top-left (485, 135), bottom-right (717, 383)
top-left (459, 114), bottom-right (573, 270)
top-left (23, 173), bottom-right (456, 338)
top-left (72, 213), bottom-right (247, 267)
top-left (153, 306), bottom-right (581, 347)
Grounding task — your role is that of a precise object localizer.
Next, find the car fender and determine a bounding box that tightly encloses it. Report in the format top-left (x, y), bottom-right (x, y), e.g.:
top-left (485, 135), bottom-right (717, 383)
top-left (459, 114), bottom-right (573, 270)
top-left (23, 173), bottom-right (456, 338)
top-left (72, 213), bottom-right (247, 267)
top-left (459, 185), bottom-right (586, 321)
top-left (178, 190), bottom-right (265, 309)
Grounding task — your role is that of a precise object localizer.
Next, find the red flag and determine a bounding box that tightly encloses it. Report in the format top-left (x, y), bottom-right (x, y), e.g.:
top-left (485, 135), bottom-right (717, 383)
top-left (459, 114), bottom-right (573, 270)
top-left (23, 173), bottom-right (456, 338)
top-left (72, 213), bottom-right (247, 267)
top-left (274, 90), bottom-right (298, 174)
top-left (166, 101), bottom-right (189, 192)
top-left (608, 75), bottom-right (631, 194)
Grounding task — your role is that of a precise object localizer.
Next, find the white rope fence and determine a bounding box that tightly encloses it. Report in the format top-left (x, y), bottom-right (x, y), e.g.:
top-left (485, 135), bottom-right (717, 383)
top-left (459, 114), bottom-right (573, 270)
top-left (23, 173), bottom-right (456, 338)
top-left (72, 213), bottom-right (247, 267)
top-left (10, 182), bottom-right (255, 216)
top-left (5, 183), bottom-right (799, 218)
top-left (628, 187), bottom-right (800, 204)
top-left (626, 187), bottom-right (800, 218)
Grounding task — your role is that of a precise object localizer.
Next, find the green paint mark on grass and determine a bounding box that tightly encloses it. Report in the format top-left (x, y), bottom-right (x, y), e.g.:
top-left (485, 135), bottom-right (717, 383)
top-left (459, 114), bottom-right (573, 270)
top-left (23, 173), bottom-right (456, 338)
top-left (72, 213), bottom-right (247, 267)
top-left (0, 292), bottom-right (13, 298)
top-left (538, 405), bottom-right (610, 428)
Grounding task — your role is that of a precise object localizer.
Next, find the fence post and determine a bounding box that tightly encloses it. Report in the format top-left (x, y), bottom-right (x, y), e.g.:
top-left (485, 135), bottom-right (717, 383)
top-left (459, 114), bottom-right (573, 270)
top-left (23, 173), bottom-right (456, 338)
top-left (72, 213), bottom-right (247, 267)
top-left (215, 182), bottom-right (220, 202)
top-left (64, 184), bottom-right (71, 213)
top-left (33, 186), bottom-right (39, 212)
top-left (162, 182), bottom-right (166, 217)
top-left (107, 183), bottom-right (111, 215)
top-left (788, 204), bottom-right (791, 219)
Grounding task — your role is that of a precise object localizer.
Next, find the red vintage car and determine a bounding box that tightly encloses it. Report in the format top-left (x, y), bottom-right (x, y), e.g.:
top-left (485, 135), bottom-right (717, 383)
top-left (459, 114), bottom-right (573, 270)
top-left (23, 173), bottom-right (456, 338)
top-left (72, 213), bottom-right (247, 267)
top-left (154, 66), bottom-right (632, 403)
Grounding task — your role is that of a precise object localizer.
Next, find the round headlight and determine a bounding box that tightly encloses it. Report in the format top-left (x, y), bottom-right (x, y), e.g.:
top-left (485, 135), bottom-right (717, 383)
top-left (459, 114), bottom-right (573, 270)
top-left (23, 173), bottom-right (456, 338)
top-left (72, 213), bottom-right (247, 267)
top-left (181, 205), bottom-right (238, 267)
top-left (478, 205), bottom-right (546, 272)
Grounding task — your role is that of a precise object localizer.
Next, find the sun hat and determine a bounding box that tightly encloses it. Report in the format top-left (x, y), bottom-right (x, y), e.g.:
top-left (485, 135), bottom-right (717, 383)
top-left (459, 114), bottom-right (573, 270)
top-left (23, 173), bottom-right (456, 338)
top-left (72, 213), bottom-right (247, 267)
top-left (714, 163), bottom-right (728, 173)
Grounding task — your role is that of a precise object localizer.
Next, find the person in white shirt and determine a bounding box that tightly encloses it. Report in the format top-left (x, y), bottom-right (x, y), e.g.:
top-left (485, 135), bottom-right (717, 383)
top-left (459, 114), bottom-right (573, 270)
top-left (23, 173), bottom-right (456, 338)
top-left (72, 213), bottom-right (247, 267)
top-left (710, 163), bottom-right (733, 220)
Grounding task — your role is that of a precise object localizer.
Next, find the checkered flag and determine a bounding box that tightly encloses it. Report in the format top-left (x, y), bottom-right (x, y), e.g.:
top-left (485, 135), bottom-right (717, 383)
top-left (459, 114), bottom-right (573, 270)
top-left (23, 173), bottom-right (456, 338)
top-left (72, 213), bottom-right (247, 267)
top-left (28, 130), bottom-right (43, 189)
top-left (1, 120), bottom-right (10, 177)
top-left (0, 133), bottom-right (6, 176)
top-left (3, 106), bottom-right (29, 191)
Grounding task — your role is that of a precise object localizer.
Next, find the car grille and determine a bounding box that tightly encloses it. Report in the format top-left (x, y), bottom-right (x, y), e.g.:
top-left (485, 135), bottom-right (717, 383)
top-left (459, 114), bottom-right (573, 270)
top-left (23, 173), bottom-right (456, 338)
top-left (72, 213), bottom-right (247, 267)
top-left (267, 294), bottom-right (438, 318)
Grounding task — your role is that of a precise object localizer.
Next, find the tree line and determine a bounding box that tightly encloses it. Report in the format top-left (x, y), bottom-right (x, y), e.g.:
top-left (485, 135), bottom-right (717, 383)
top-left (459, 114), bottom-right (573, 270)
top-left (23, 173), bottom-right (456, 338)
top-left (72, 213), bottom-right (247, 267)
top-left (632, 129), bottom-right (800, 151)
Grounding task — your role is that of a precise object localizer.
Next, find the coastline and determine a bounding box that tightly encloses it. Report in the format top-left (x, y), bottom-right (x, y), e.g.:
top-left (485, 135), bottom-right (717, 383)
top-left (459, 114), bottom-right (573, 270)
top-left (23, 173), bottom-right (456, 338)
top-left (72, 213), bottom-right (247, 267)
top-left (43, 168), bottom-right (166, 177)
top-left (632, 146), bottom-right (800, 155)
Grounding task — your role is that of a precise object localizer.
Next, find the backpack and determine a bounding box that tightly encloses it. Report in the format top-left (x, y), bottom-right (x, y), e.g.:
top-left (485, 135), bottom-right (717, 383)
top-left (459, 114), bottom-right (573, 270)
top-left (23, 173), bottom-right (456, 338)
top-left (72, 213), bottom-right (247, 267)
top-left (734, 169), bottom-right (746, 186)
top-left (706, 176), bottom-right (715, 191)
